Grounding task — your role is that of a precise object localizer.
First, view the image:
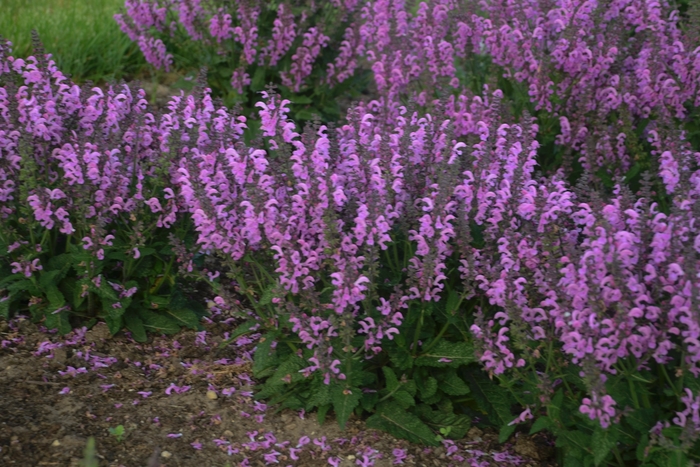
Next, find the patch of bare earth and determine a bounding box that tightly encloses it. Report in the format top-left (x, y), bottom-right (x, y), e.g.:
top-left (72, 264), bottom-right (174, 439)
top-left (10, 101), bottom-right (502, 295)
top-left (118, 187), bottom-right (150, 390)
top-left (0, 317), bottom-right (555, 467)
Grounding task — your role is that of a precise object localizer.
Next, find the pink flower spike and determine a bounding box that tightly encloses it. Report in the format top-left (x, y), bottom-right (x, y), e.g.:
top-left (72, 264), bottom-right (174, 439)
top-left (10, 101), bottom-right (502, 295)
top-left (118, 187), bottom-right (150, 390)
top-left (59, 387), bottom-right (70, 395)
top-left (167, 433), bottom-right (183, 438)
top-left (138, 391), bottom-right (152, 398)
top-left (191, 441), bottom-right (202, 450)
top-left (114, 403), bottom-right (123, 408)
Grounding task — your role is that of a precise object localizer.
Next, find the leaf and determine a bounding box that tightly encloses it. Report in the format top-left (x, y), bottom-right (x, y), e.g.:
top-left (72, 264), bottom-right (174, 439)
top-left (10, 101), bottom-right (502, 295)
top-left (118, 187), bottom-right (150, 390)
top-left (436, 369), bottom-right (470, 396)
top-left (417, 376), bottom-right (438, 400)
top-left (251, 67), bottom-right (266, 92)
top-left (7, 279), bottom-right (40, 296)
top-left (317, 403), bottom-right (332, 425)
top-left (366, 403), bottom-right (439, 446)
top-left (40, 270), bottom-right (61, 289)
top-left (625, 408), bottom-right (657, 433)
top-left (415, 341), bottom-right (475, 367)
top-left (530, 416), bottom-right (554, 435)
top-left (104, 314), bottom-right (123, 336)
top-left (549, 388), bottom-right (564, 421)
top-left (44, 309), bottom-right (72, 335)
top-left (269, 355), bottom-right (305, 386)
top-left (592, 425), bottom-right (619, 466)
top-left (635, 433), bottom-right (650, 462)
top-left (462, 369), bottom-right (514, 428)
top-left (294, 109), bottom-right (316, 121)
top-left (259, 285), bottom-right (274, 306)
top-left (0, 298), bottom-right (10, 319)
top-left (163, 308), bottom-right (199, 329)
top-left (137, 310), bottom-right (179, 335)
top-left (388, 343), bottom-right (413, 370)
top-left (124, 312), bottom-right (147, 343)
top-left (499, 424), bottom-right (516, 444)
top-left (360, 391), bottom-right (378, 413)
top-left (331, 384), bottom-right (361, 430)
top-left (382, 367), bottom-right (399, 392)
top-left (289, 95), bottom-right (313, 104)
top-left (253, 331), bottom-right (280, 378)
top-left (556, 430), bottom-right (591, 458)
top-left (45, 285), bottom-right (65, 309)
top-left (307, 376), bottom-right (331, 409)
top-left (392, 390), bottom-right (415, 409)
top-left (414, 404), bottom-right (472, 439)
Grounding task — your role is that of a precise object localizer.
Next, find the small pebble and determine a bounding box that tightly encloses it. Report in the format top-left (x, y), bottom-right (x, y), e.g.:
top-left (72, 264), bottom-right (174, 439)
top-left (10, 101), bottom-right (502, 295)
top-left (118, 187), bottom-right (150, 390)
top-left (161, 451), bottom-right (172, 459)
top-left (206, 390), bottom-right (218, 400)
top-left (52, 440), bottom-right (60, 447)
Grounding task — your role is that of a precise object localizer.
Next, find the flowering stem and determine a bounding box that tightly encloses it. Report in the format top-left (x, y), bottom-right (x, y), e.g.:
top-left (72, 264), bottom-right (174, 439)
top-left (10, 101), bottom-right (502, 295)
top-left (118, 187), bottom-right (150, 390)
top-left (420, 320), bottom-right (450, 355)
top-left (659, 363), bottom-right (682, 400)
top-left (151, 256), bottom-right (175, 295)
top-left (411, 304), bottom-right (425, 356)
top-left (612, 447), bottom-right (625, 467)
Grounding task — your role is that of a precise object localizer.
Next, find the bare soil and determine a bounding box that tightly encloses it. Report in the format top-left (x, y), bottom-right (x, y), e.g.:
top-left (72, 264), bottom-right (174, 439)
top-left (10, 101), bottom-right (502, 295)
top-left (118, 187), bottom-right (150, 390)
top-left (0, 315), bottom-right (555, 467)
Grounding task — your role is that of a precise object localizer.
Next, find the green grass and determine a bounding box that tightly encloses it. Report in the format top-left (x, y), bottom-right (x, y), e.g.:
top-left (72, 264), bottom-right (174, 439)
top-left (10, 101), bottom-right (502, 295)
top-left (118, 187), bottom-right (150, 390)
top-left (0, 0), bottom-right (148, 83)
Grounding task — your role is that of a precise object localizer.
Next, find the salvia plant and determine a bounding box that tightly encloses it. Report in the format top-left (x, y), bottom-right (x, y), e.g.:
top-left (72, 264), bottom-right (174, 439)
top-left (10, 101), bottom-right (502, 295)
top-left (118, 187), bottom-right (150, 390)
top-left (0, 34), bottom-right (209, 340)
top-left (113, 0), bottom-right (373, 123)
top-left (0, 0), bottom-right (699, 465)
top-left (117, 0), bottom-right (700, 187)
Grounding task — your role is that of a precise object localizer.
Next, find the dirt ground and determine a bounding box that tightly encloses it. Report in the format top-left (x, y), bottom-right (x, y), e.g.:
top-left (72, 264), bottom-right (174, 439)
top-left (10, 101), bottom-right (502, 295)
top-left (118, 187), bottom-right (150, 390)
top-left (0, 314), bottom-right (556, 467)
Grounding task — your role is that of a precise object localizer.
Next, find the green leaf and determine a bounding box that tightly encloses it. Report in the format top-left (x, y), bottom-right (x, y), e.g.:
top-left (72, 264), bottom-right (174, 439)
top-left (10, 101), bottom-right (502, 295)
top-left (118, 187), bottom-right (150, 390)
top-left (360, 391), bottom-right (378, 413)
top-left (591, 425), bottom-right (619, 466)
top-left (625, 408), bottom-right (657, 433)
top-left (39, 270), bottom-right (61, 289)
top-left (294, 109), bottom-right (316, 121)
top-left (392, 390), bottom-right (415, 409)
top-left (549, 388), bottom-right (564, 421)
top-left (462, 369), bottom-right (514, 428)
top-left (269, 355), bottom-right (305, 386)
top-left (163, 308), bottom-right (199, 329)
top-left (104, 314), bottom-right (123, 336)
top-left (382, 367), bottom-right (399, 392)
top-left (414, 404), bottom-right (472, 439)
top-left (436, 369), bottom-right (470, 396)
top-left (0, 298), bottom-right (10, 319)
top-left (331, 384), bottom-right (361, 430)
top-left (138, 310), bottom-right (179, 335)
top-left (366, 403), bottom-right (438, 446)
top-left (530, 416), bottom-right (554, 435)
top-left (445, 288), bottom-right (462, 314)
top-left (307, 376), bottom-right (332, 409)
top-left (556, 430), bottom-right (592, 458)
top-left (417, 376), bottom-right (438, 400)
top-left (289, 95), bottom-right (313, 104)
top-left (253, 332), bottom-right (280, 378)
top-left (635, 433), bottom-right (650, 461)
top-left (7, 279), bottom-right (40, 296)
top-left (98, 281), bottom-right (119, 302)
top-left (259, 285), bottom-right (274, 306)
top-left (124, 312), bottom-right (147, 343)
top-left (44, 309), bottom-right (72, 335)
top-left (415, 341), bottom-right (475, 367)
top-left (317, 403), bottom-right (332, 425)
top-left (45, 285), bottom-right (65, 309)
top-left (251, 67), bottom-right (266, 92)
top-left (499, 424), bottom-right (516, 444)
top-left (388, 343), bottom-right (413, 370)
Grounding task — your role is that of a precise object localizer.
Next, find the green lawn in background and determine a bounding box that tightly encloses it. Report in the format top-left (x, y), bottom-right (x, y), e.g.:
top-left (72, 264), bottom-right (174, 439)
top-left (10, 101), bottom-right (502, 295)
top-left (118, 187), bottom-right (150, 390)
top-left (0, 0), bottom-right (148, 83)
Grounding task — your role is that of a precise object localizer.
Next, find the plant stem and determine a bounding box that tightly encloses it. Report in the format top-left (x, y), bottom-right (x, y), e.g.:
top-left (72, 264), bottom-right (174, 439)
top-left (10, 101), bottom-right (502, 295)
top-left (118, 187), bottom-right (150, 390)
top-left (412, 304), bottom-right (425, 356)
top-left (420, 320), bottom-right (450, 355)
top-left (152, 256), bottom-right (175, 295)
